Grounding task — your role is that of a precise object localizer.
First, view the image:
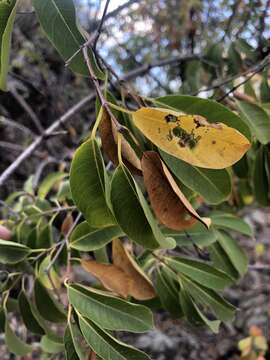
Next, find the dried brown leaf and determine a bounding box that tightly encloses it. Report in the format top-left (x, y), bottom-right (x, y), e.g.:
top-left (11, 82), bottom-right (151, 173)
top-left (112, 239), bottom-right (156, 300)
top-left (99, 110), bottom-right (141, 174)
top-left (81, 259), bottom-right (131, 298)
top-left (141, 151), bottom-right (211, 230)
top-left (61, 213), bottom-right (74, 235)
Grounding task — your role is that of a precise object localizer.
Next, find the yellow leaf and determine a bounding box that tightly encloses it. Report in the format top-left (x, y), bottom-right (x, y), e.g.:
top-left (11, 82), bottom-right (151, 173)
top-left (112, 239), bottom-right (156, 300)
top-left (132, 107), bottom-right (250, 169)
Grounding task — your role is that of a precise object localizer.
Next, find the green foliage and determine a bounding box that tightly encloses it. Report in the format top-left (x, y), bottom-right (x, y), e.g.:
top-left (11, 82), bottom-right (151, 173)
top-left (70, 139), bottom-right (115, 228)
top-left (32, 0), bottom-right (104, 79)
top-left (0, 0), bottom-right (18, 90)
top-left (2, 0), bottom-right (270, 359)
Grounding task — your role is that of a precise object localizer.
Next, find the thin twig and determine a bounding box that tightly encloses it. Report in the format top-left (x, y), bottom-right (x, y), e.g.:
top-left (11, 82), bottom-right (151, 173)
top-left (0, 116), bottom-right (35, 137)
top-left (45, 213), bottom-right (82, 274)
top-left (0, 93), bottom-right (95, 187)
top-left (10, 86), bottom-right (44, 134)
top-left (82, 46), bottom-right (122, 131)
top-left (217, 55), bottom-right (270, 101)
top-left (92, 0), bottom-right (111, 49)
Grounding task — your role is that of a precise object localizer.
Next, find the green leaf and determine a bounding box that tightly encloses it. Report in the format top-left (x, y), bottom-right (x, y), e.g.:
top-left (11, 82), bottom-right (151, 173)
top-left (68, 283), bottom-right (153, 333)
top-left (166, 257), bottom-right (233, 290)
top-left (18, 291), bottom-right (45, 335)
top-left (156, 95), bottom-right (251, 139)
top-left (181, 275), bottom-right (235, 321)
top-left (160, 150), bottom-right (231, 204)
top-left (208, 242), bottom-right (239, 280)
top-left (253, 146), bottom-right (270, 206)
top-left (70, 221), bottom-right (124, 251)
top-left (233, 154), bottom-right (249, 179)
top-left (210, 212), bottom-right (253, 236)
top-left (70, 139), bottom-right (115, 228)
top-left (32, 0), bottom-right (104, 79)
top-left (162, 222), bottom-right (217, 247)
top-left (37, 254), bottom-right (61, 290)
top-left (64, 327), bottom-right (80, 360)
top-left (110, 164), bottom-right (175, 249)
top-left (0, 239), bottom-right (30, 264)
top-left (34, 279), bottom-right (66, 323)
top-left (236, 100), bottom-right (270, 144)
top-left (79, 316), bottom-right (151, 360)
top-left (38, 172), bottom-right (67, 199)
top-left (0, 0), bottom-right (18, 91)
top-left (216, 230), bottom-right (248, 276)
top-left (179, 285), bottom-right (220, 333)
top-left (5, 317), bottom-right (32, 356)
top-left (40, 335), bottom-right (64, 354)
top-left (156, 267), bottom-right (182, 318)
top-left (64, 325), bottom-right (84, 360)
top-left (65, 321), bottom-right (90, 360)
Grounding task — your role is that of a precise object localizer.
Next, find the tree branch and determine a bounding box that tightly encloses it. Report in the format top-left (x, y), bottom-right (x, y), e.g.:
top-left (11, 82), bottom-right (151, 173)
top-left (0, 93), bottom-right (95, 187)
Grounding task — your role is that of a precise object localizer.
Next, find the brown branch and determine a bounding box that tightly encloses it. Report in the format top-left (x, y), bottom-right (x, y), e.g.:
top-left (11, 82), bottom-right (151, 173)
top-left (10, 86), bottom-right (44, 134)
top-left (123, 54), bottom-right (200, 81)
top-left (92, 0), bottom-right (111, 49)
top-left (96, 0), bottom-right (139, 26)
top-left (217, 55), bottom-right (270, 102)
top-left (82, 46), bottom-right (122, 130)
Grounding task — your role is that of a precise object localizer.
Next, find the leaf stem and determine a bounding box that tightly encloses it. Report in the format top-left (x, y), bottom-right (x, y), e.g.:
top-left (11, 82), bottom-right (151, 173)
top-left (107, 101), bottom-right (134, 114)
top-left (91, 106), bottom-right (104, 139)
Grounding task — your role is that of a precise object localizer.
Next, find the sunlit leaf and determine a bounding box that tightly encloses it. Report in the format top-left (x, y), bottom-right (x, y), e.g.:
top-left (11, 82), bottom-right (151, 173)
top-left (132, 107), bottom-right (250, 169)
top-left (156, 95), bottom-right (250, 138)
